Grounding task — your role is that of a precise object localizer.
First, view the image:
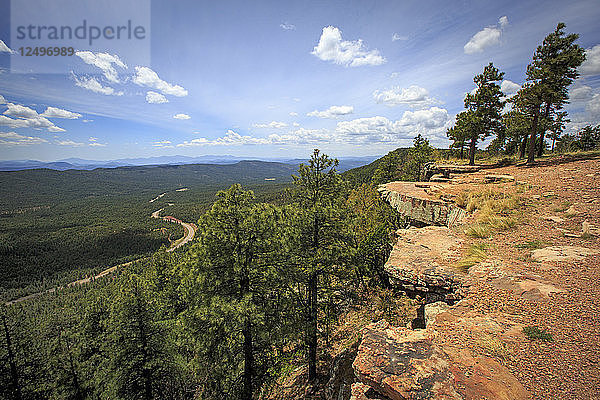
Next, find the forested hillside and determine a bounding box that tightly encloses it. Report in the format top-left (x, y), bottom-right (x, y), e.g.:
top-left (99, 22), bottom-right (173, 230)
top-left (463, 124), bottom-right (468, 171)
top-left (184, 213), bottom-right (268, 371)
top-left (0, 161), bottom-right (295, 299)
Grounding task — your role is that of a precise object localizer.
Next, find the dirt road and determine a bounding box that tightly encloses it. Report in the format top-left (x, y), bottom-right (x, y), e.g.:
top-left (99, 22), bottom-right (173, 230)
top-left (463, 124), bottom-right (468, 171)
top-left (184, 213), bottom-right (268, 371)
top-left (5, 208), bottom-right (197, 306)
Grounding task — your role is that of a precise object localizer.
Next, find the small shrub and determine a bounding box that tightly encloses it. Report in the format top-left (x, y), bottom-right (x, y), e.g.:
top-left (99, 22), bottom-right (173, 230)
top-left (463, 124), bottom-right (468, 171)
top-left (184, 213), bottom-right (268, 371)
top-left (523, 326), bottom-right (553, 342)
top-left (455, 243), bottom-right (488, 272)
top-left (553, 201), bottom-right (571, 213)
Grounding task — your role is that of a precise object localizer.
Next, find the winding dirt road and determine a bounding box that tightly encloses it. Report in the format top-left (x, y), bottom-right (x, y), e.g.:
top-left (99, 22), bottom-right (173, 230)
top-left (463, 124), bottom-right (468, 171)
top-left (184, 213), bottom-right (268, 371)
top-left (5, 207), bottom-right (197, 306)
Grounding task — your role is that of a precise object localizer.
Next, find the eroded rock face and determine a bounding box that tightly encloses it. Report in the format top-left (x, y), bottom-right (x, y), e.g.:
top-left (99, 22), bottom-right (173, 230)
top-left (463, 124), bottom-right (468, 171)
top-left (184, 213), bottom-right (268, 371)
top-left (385, 226), bottom-right (464, 302)
top-left (378, 182), bottom-right (465, 227)
top-left (353, 320), bottom-right (529, 400)
top-left (531, 245), bottom-right (600, 262)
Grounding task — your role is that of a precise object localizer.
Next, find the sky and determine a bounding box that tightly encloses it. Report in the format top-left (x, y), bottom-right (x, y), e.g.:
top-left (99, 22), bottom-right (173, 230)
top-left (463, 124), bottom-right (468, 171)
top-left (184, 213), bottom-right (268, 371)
top-left (0, 0), bottom-right (599, 161)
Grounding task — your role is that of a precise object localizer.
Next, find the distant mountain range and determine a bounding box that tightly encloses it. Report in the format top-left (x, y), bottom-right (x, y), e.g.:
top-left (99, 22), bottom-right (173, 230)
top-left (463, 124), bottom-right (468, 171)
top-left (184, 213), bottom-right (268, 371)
top-left (0, 155), bottom-right (380, 172)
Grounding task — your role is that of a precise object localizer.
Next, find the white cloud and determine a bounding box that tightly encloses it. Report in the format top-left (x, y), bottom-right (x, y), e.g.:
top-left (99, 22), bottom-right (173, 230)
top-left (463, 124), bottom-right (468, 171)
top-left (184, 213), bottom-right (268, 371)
top-left (56, 139), bottom-right (84, 146)
top-left (89, 142), bottom-right (106, 147)
top-left (289, 112), bottom-right (298, 116)
top-left (1, 103), bottom-right (65, 132)
top-left (293, 122), bottom-right (300, 127)
top-left (570, 85), bottom-right (593, 101)
top-left (146, 91), bottom-right (168, 104)
top-left (392, 33), bottom-right (408, 42)
top-left (307, 105), bottom-right (354, 119)
top-left (41, 106), bottom-right (82, 119)
top-left (0, 40), bottom-right (14, 54)
top-left (133, 66), bottom-right (188, 97)
top-left (312, 26), bottom-right (385, 67)
top-left (173, 113), bottom-right (191, 120)
top-left (499, 16), bottom-right (509, 29)
top-left (500, 80), bottom-right (520, 96)
top-left (580, 45), bottom-right (600, 77)
top-left (587, 94), bottom-right (600, 116)
top-left (152, 140), bottom-right (173, 148)
top-left (0, 94), bottom-right (6, 104)
top-left (335, 107), bottom-right (451, 143)
top-left (74, 76), bottom-right (123, 96)
top-left (178, 130), bottom-right (272, 147)
top-left (3, 103), bottom-right (39, 119)
top-left (0, 131), bottom-right (48, 146)
top-left (253, 121), bottom-right (288, 129)
top-left (464, 16), bottom-right (508, 54)
top-left (75, 51), bottom-right (127, 83)
top-left (280, 23), bottom-right (296, 30)
top-left (373, 85), bottom-right (440, 108)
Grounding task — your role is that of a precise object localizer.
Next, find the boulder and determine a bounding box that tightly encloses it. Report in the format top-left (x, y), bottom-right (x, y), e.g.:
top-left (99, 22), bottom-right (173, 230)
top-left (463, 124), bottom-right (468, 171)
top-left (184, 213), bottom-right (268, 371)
top-left (531, 246), bottom-right (600, 263)
top-left (424, 301), bottom-right (450, 327)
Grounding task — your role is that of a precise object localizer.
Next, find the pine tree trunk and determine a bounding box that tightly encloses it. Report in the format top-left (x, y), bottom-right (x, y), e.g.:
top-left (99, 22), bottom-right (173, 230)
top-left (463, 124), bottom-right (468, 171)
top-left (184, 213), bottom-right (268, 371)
top-left (520, 135), bottom-right (527, 159)
top-left (537, 103), bottom-right (551, 157)
top-left (468, 138), bottom-right (476, 166)
top-left (2, 315), bottom-right (22, 400)
top-left (241, 271), bottom-right (253, 400)
top-left (527, 106), bottom-right (540, 165)
top-left (460, 145), bottom-right (464, 160)
top-left (307, 271), bottom-right (318, 381)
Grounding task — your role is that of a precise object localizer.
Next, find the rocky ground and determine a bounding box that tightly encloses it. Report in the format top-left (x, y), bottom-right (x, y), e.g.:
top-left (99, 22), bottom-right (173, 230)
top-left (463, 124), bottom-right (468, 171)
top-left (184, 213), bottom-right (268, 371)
top-left (352, 156), bottom-right (600, 399)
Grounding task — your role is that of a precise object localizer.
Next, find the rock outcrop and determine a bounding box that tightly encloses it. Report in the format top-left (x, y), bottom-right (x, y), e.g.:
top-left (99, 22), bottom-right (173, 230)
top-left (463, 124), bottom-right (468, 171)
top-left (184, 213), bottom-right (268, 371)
top-left (378, 182), bottom-right (465, 227)
top-left (353, 320), bottom-right (529, 400)
top-left (384, 226), bottom-right (464, 303)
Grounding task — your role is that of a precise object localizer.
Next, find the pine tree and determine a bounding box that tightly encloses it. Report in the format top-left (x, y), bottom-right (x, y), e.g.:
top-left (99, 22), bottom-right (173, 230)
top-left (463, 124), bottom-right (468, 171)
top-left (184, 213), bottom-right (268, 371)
top-left (179, 184), bottom-right (287, 398)
top-left (291, 149), bottom-right (344, 381)
top-left (525, 23), bottom-right (585, 163)
top-left (463, 63), bottom-right (505, 165)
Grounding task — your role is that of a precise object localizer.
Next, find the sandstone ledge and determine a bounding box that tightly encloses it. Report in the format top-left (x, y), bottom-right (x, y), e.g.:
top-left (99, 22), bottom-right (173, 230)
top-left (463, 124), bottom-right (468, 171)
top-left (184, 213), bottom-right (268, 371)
top-left (378, 182), bottom-right (466, 227)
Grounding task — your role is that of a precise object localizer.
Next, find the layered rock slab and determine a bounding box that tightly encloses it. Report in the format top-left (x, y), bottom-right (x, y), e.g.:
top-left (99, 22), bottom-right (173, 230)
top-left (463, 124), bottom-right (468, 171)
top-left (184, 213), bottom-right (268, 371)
top-left (378, 182), bottom-right (465, 227)
top-left (385, 226), bottom-right (464, 302)
top-left (353, 320), bottom-right (529, 400)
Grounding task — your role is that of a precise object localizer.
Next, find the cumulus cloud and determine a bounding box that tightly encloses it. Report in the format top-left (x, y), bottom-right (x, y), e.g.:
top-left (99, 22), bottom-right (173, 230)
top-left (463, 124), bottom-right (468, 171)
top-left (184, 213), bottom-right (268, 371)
top-left (500, 80), bottom-right (520, 96)
top-left (0, 131), bottom-right (48, 146)
top-left (133, 66), bottom-right (188, 97)
top-left (146, 91), bottom-right (168, 104)
top-left (307, 105), bottom-right (354, 119)
top-left (253, 121), bottom-right (288, 129)
top-left (41, 106), bottom-right (82, 119)
top-left (75, 51), bottom-right (127, 83)
top-left (280, 23), bottom-right (296, 30)
top-left (74, 76), bottom-right (123, 96)
top-left (173, 113), bottom-right (191, 120)
top-left (570, 85), bottom-right (593, 101)
top-left (373, 85), bottom-right (440, 108)
top-left (335, 107), bottom-right (451, 143)
top-left (464, 16), bottom-right (508, 54)
top-left (289, 112), bottom-right (298, 116)
top-left (0, 94), bottom-right (6, 104)
top-left (580, 45), bottom-right (600, 77)
top-left (392, 33), bottom-right (408, 42)
top-left (587, 94), bottom-right (600, 116)
top-left (312, 26), bottom-right (385, 67)
top-left (152, 140), bottom-right (174, 148)
top-left (1, 103), bottom-right (65, 132)
top-left (178, 130), bottom-right (272, 147)
top-left (56, 139), bottom-right (84, 146)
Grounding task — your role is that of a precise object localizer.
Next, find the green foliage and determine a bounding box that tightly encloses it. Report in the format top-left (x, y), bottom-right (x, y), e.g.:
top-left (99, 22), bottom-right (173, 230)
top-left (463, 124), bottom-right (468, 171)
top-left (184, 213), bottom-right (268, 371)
top-left (523, 326), bottom-right (554, 342)
top-left (399, 135), bottom-right (436, 181)
top-left (462, 63), bottom-right (506, 165)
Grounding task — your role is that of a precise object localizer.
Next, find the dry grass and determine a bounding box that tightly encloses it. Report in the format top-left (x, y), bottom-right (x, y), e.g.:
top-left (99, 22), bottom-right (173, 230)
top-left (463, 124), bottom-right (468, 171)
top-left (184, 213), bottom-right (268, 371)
top-left (457, 189), bottom-right (520, 238)
top-left (455, 243), bottom-right (488, 272)
top-left (476, 334), bottom-right (511, 361)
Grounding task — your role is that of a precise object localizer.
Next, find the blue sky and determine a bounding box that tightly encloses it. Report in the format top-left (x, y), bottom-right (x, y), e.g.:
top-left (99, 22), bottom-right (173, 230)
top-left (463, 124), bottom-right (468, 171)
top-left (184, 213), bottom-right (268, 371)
top-left (0, 0), bottom-right (599, 161)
